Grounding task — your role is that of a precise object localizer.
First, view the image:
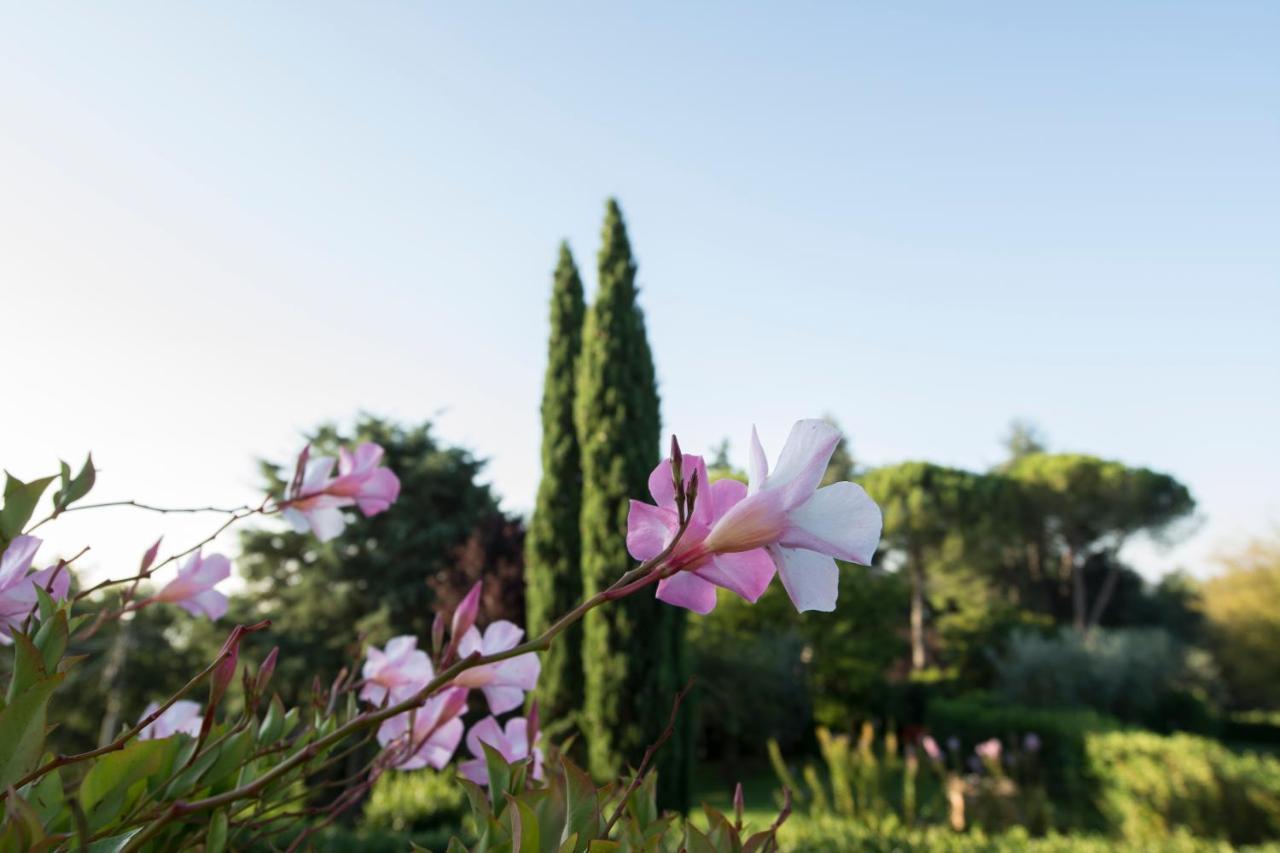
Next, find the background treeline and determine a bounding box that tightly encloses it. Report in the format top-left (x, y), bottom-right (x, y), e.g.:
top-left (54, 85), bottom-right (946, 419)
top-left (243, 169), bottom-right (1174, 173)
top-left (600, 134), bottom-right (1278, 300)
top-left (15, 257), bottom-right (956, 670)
top-left (38, 201), bottom-right (1280, 848)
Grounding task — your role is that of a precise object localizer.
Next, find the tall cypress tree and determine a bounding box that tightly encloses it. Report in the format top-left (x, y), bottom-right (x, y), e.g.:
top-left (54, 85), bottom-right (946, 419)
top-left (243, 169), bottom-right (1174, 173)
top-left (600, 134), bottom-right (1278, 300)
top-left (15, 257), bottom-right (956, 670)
top-left (526, 243), bottom-right (587, 729)
top-left (577, 199), bottom-right (690, 810)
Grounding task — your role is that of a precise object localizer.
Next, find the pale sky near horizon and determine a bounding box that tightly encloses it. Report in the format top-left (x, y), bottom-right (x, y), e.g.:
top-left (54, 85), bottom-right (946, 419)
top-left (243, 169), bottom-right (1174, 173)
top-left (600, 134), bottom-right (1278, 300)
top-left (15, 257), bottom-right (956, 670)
top-left (2, 3), bottom-right (1277, 586)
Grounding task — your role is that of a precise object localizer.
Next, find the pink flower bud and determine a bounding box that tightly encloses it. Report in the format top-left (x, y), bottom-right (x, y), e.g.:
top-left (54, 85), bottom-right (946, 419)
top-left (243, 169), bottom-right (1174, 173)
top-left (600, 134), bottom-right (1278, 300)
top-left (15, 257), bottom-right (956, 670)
top-left (139, 537), bottom-right (163, 574)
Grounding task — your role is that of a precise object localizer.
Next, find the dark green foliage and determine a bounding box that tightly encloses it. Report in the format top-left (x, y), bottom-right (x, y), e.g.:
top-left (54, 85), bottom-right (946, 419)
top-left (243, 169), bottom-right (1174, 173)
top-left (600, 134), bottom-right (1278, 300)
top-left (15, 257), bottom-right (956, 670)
top-left (236, 416), bottom-right (524, 703)
top-left (526, 243), bottom-right (587, 730)
top-left (576, 199), bottom-right (690, 810)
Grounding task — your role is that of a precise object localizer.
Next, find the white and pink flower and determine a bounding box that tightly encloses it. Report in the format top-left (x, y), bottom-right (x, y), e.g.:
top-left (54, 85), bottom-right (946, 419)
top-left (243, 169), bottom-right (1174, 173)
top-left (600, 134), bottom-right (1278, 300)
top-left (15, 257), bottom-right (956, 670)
top-left (152, 550), bottom-right (231, 620)
top-left (453, 622), bottom-right (540, 714)
top-left (458, 715), bottom-right (544, 786)
top-left (0, 536), bottom-right (71, 643)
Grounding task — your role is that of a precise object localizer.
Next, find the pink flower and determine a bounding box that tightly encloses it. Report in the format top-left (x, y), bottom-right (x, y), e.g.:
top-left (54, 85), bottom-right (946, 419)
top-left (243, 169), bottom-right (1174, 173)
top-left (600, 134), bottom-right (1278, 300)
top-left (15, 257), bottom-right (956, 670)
top-left (700, 420), bottom-right (882, 613)
top-left (361, 636), bottom-right (433, 706)
top-left (921, 735), bottom-right (943, 762)
top-left (281, 443), bottom-right (401, 543)
top-left (975, 738), bottom-right (1002, 762)
top-left (627, 454), bottom-right (776, 615)
top-left (376, 687), bottom-right (468, 770)
top-left (138, 700), bottom-right (203, 740)
top-left (0, 536), bottom-right (71, 643)
top-left (153, 551), bottom-right (230, 620)
top-left (458, 715), bottom-right (544, 786)
top-left (453, 622), bottom-right (540, 714)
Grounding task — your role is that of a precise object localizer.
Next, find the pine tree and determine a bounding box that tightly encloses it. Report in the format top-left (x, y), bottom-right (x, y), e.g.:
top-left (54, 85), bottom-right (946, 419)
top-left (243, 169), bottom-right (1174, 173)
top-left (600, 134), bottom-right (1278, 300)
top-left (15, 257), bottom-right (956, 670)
top-left (576, 199), bottom-right (690, 810)
top-left (525, 243), bottom-right (586, 729)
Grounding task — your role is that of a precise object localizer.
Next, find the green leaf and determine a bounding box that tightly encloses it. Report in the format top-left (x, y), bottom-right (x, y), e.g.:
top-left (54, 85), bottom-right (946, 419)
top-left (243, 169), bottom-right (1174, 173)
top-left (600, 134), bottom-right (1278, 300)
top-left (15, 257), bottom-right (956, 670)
top-left (561, 757), bottom-right (600, 851)
top-left (33, 610), bottom-right (68, 678)
top-left (557, 834), bottom-right (580, 853)
top-left (586, 842), bottom-right (620, 852)
top-left (78, 738), bottom-right (173, 828)
top-left (203, 728), bottom-right (253, 790)
top-left (86, 828), bottom-right (142, 853)
top-left (206, 810), bottom-right (228, 853)
top-left (445, 838), bottom-right (469, 853)
top-left (25, 765), bottom-right (65, 827)
top-left (683, 823), bottom-right (717, 853)
top-left (52, 454), bottom-right (95, 513)
top-left (0, 473), bottom-right (57, 540)
top-left (6, 632), bottom-right (48, 703)
top-left (2, 788), bottom-right (46, 849)
top-left (258, 695), bottom-right (285, 744)
top-left (503, 794), bottom-right (541, 853)
top-left (482, 742), bottom-right (513, 809)
top-left (33, 585), bottom-right (56, 624)
top-left (0, 673), bottom-right (64, 788)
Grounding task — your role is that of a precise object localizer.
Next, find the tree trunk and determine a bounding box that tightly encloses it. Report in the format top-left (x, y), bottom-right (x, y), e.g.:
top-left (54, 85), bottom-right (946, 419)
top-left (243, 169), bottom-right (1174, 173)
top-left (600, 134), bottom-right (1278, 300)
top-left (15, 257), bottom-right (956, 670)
top-left (909, 552), bottom-right (927, 670)
top-left (1067, 547), bottom-right (1086, 632)
top-left (1087, 555), bottom-right (1122, 630)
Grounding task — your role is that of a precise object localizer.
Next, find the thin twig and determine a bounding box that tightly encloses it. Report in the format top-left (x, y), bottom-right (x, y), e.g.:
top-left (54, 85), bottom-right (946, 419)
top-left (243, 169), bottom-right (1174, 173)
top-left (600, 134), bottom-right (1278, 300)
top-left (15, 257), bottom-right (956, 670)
top-left (603, 678), bottom-right (696, 834)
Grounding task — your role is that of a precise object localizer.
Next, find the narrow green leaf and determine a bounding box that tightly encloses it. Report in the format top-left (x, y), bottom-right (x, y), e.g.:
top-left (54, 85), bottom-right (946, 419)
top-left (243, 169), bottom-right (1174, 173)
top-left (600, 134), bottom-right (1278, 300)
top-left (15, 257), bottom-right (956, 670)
top-left (33, 584), bottom-right (56, 624)
top-left (258, 695), bottom-right (285, 744)
top-left (6, 632), bottom-right (48, 702)
top-left (0, 674), bottom-right (63, 788)
top-left (206, 809), bottom-right (228, 853)
top-left (482, 742), bottom-right (512, 810)
top-left (33, 610), bottom-right (68, 677)
top-left (86, 828), bottom-right (142, 853)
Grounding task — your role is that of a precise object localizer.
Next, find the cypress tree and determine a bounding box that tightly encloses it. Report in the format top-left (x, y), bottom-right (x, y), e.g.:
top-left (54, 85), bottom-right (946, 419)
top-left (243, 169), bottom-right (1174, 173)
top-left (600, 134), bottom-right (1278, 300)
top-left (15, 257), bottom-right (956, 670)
top-left (526, 243), bottom-right (587, 728)
top-left (577, 199), bottom-right (691, 811)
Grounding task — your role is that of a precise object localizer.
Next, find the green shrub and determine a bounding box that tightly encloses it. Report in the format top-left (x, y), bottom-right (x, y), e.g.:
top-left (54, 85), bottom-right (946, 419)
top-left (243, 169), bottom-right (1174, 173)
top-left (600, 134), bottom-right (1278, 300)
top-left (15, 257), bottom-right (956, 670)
top-left (361, 768), bottom-right (466, 834)
top-left (927, 693), bottom-right (1120, 829)
top-left (779, 819), bottom-right (1274, 852)
top-left (993, 628), bottom-right (1221, 733)
top-left (1086, 730), bottom-right (1280, 844)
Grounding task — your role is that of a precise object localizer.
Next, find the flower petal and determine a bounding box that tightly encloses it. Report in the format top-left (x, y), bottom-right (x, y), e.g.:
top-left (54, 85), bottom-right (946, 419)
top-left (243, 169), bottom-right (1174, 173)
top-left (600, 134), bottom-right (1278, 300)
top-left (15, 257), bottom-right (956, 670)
top-left (458, 757), bottom-right (489, 785)
top-left (647, 458), bottom-right (677, 509)
top-left (482, 684), bottom-right (528, 715)
top-left (494, 652), bottom-right (540, 690)
top-left (0, 535), bottom-right (41, 589)
top-left (766, 420), bottom-right (840, 508)
top-left (782, 482), bottom-right (883, 564)
top-left (770, 545), bottom-right (839, 613)
top-left (655, 571), bottom-right (718, 615)
top-left (357, 468), bottom-right (400, 516)
top-left (696, 548), bottom-right (776, 603)
top-left (747, 427), bottom-right (768, 496)
top-left (179, 589), bottom-right (228, 621)
top-left (482, 621), bottom-right (524, 654)
top-left (707, 477), bottom-right (747, 519)
top-left (465, 715), bottom-right (505, 759)
top-left (307, 506), bottom-right (348, 542)
top-left (627, 501), bottom-right (677, 562)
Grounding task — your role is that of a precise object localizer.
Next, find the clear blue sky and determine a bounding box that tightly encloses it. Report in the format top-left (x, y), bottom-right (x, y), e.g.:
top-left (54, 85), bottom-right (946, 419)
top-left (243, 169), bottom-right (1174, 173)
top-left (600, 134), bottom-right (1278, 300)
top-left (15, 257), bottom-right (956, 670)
top-left (2, 3), bottom-right (1276, 581)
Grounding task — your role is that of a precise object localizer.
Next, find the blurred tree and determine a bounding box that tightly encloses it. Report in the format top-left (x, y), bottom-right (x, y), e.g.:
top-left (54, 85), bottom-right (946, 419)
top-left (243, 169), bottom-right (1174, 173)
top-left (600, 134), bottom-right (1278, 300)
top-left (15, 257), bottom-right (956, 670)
top-left (576, 199), bottom-right (690, 809)
top-left (1001, 418), bottom-right (1048, 465)
top-left (525, 243), bottom-right (586, 731)
top-left (1201, 534), bottom-right (1280, 708)
top-left (861, 463), bottom-right (994, 670)
top-left (235, 416), bottom-right (524, 704)
top-left (1005, 454), bottom-right (1194, 631)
